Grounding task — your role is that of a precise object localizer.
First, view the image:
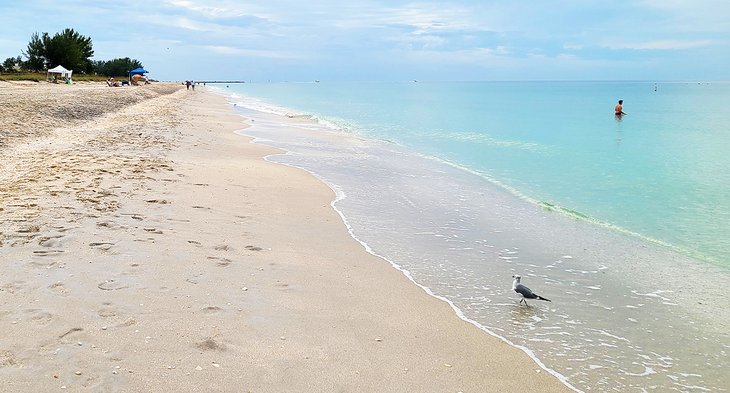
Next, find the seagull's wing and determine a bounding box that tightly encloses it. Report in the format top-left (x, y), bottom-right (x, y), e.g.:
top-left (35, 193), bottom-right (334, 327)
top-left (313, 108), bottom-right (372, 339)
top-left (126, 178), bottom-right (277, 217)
top-left (514, 283), bottom-right (538, 299)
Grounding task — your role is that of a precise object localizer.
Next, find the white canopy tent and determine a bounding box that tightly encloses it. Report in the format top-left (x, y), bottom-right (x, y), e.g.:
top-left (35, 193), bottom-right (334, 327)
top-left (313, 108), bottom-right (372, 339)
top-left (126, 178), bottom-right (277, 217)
top-left (47, 65), bottom-right (72, 82)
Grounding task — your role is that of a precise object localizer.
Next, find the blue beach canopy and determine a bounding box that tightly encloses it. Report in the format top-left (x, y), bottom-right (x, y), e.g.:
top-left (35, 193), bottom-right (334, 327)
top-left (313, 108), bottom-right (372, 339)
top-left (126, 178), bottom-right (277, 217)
top-left (129, 68), bottom-right (148, 75)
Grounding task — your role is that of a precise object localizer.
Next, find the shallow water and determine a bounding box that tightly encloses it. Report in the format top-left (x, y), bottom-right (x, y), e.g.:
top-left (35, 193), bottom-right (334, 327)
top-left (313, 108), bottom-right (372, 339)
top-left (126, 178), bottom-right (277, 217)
top-left (221, 81), bottom-right (730, 268)
top-left (216, 83), bottom-right (730, 392)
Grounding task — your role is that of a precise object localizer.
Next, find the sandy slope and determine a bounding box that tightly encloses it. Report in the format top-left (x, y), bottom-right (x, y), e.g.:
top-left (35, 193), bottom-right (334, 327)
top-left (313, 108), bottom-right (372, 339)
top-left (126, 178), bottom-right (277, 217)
top-left (0, 83), bottom-right (569, 392)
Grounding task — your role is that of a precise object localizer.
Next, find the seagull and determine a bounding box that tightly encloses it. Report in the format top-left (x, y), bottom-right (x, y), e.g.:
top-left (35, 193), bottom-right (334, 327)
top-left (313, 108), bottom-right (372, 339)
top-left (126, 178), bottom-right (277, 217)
top-left (512, 275), bottom-right (551, 305)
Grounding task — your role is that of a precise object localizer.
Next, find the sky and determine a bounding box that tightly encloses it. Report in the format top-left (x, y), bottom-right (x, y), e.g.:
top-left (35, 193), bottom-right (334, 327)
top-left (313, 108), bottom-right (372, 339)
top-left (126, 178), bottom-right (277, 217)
top-left (1, 0), bottom-right (729, 81)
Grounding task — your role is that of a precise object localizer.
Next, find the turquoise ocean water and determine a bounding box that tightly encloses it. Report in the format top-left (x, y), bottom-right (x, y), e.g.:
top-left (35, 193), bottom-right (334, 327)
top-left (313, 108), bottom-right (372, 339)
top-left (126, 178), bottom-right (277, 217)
top-left (214, 82), bottom-right (730, 392)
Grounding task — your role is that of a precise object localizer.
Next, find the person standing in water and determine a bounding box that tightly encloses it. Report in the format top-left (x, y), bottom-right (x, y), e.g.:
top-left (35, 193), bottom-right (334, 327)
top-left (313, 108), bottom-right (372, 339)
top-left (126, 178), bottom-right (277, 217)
top-left (615, 100), bottom-right (627, 116)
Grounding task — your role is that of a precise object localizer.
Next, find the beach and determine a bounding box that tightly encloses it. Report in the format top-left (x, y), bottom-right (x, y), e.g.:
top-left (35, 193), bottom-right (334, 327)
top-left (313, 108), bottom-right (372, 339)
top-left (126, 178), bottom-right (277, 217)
top-left (220, 82), bottom-right (730, 392)
top-left (0, 82), bottom-right (570, 392)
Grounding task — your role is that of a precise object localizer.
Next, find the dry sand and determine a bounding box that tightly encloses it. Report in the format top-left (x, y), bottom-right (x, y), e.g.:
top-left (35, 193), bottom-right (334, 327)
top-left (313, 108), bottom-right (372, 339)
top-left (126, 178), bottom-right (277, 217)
top-left (0, 82), bottom-right (570, 392)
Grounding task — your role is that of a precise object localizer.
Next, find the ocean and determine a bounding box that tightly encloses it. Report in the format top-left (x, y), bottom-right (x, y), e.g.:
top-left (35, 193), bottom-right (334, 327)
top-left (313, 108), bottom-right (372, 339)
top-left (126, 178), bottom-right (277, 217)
top-left (213, 81), bottom-right (730, 392)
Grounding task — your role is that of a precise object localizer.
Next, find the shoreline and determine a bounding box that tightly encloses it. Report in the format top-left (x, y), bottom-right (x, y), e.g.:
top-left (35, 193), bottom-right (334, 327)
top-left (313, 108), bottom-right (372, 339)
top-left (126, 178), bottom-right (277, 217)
top-left (246, 128), bottom-right (581, 392)
top-left (219, 81), bottom-right (730, 269)
top-left (0, 83), bottom-right (570, 391)
top-left (220, 86), bottom-right (730, 392)
top-left (244, 131), bottom-right (582, 391)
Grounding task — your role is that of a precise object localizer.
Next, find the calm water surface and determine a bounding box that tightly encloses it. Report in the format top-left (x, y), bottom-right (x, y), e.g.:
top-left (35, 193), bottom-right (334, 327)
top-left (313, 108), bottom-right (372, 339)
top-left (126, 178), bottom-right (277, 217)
top-left (214, 82), bottom-right (730, 392)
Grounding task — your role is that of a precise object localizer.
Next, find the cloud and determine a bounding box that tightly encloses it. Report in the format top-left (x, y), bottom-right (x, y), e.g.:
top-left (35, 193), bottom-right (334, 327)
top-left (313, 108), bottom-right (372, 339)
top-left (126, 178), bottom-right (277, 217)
top-left (398, 45), bottom-right (513, 66)
top-left (604, 39), bottom-right (715, 50)
top-left (172, 17), bottom-right (216, 32)
top-left (164, 0), bottom-right (268, 19)
top-left (637, 0), bottom-right (730, 32)
top-left (332, 2), bottom-right (499, 35)
top-left (2, 0), bottom-right (729, 80)
top-left (202, 45), bottom-right (303, 59)
top-left (563, 44), bottom-right (584, 50)
top-left (320, 3), bottom-right (506, 54)
top-left (166, 0), bottom-right (230, 16)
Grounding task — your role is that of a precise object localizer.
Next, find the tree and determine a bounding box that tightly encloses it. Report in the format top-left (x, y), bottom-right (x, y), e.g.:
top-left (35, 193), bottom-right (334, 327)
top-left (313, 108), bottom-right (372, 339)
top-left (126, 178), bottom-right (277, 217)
top-left (93, 57), bottom-right (144, 77)
top-left (22, 28), bottom-right (94, 73)
top-left (23, 32), bottom-right (46, 71)
top-left (2, 56), bottom-right (23, 72)
top-left (46, 28), bottom-right (94, 73)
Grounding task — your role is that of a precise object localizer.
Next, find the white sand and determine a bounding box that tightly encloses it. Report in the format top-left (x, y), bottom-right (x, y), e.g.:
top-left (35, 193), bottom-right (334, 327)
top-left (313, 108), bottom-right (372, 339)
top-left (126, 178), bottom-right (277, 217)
top-left (0, 82), bottom-right (570, 392)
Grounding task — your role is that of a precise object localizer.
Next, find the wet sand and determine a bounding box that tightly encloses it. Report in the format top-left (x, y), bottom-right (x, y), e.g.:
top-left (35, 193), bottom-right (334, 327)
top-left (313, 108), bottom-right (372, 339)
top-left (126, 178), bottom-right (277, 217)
top-left (0, 82), bottom-right (570, 392)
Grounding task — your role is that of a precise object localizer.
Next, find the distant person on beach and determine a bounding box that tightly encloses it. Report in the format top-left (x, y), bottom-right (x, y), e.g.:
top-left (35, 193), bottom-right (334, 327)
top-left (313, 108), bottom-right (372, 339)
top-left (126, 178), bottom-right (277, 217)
top-left (192, 81), bottom-right (196, 91)
top-left (615, 100), bottom-right (626, 116)
top-left (185, 80), bottom-right (191, 90)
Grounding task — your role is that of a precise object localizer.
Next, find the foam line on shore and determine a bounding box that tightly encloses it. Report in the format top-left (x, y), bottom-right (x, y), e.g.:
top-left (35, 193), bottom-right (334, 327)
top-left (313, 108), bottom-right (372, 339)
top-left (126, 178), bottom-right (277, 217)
top-left (232, 117), bottom-right (584, 393)
top-left (216, 86), bottom-right (718, 268)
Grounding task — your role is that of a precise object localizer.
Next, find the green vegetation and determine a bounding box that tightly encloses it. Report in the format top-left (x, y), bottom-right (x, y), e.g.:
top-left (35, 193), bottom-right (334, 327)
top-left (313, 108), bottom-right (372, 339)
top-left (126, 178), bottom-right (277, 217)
top-left (0, 73), bottom-right (109, 82)
top-left (24, 29), bottom-right (94, 73)
top-left (0, 73), bottom-right (44, 82)
top-left (1, 28), bottom-right (144, 79)
top-left (93, 58), bottom-right (143, 77)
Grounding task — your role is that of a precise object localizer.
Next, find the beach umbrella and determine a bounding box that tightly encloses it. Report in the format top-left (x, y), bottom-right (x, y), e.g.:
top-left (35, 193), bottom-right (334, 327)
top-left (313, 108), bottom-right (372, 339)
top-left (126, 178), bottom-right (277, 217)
top-left (128, 67), bottom-right (149, 83)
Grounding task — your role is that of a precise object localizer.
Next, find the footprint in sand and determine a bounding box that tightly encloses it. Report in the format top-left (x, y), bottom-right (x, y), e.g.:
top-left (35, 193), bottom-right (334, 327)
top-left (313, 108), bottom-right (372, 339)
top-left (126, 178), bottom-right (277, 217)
top-left (58, 327), bottom-right (83, 339)
top-left (48, 281), bottom-right (69, 295)
top-left (245, 245), bottom-right (263, 251)
top-left (97, 221), bottom-right (125, 230)
top-left (195, 337), bottom-right (226, 352)
top-left (38, 236), bottom-right (63, 248)
top-left (25, 309), bottom-right (55, 324)
top-left (186, 273), bottom-right (204, 284)
top-left (145, 199), bottom-right (171, 204)
top-left (115, 317), bottom-right (138, 328)
top-left (97, 280), bottom-right (129, 291)
top-left (0, 350), bottom-right (19, 367)
top-left (214, 244), bottom-right (232, 251)
top-left (206, 256), bottom-right (232, 267)
top-left (1, 281), bottom-right (27, 294)
top-left (201, 306), bottom-right (222, 314)
top-left (97, 307), bottom-right (117, 318)
top-left (17, 225), bottom-right (40, 234)
top-left (89, 242), bottom-right (115, 251)
top-left (29, 259), bottom-right (57, 269)
top-left (121, 213), bottom-right (146, 221)
top-left (33, 249), bottom-right (64, 256)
